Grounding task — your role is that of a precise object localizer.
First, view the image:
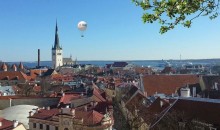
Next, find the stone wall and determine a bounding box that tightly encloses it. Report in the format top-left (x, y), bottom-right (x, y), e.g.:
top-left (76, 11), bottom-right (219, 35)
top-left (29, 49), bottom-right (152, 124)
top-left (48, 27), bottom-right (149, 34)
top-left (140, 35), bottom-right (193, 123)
top-left (0, 97), bottom-right (60, 109)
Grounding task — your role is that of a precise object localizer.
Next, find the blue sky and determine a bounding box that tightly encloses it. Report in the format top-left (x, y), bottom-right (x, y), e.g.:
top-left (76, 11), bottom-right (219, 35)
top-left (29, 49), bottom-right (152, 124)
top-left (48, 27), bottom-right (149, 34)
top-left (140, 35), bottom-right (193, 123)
top-left (0, 0), bottom-right (220, 62)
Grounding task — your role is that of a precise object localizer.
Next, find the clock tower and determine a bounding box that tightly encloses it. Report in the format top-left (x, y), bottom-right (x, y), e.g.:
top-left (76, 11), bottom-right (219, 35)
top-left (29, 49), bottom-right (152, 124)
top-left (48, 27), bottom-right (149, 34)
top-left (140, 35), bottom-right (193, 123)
top-left (52, 21), bottom-right (63, 69)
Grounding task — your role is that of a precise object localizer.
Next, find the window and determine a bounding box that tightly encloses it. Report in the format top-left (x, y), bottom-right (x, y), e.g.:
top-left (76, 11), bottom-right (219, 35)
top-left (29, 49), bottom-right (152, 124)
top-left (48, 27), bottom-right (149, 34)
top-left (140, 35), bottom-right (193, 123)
top-left (46, 125), bottom-right (49, 130)
top-left (33, 123), bottom-right (36, 128)
top-left (40, 124), bottom-right (43, 129)
top-left (55, 127), bottom-right (58, 130)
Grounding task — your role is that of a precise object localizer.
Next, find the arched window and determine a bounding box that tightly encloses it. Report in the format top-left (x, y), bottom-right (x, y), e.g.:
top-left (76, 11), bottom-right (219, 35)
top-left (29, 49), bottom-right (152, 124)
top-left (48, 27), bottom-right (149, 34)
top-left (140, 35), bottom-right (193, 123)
top-left (64, 128), bottom-right (69, 130)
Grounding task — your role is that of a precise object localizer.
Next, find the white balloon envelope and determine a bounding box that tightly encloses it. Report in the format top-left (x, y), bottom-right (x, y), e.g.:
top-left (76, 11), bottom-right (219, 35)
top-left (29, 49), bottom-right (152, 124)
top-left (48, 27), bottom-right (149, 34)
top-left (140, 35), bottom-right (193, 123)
top-left (77, 21), bottom-right (87, 31)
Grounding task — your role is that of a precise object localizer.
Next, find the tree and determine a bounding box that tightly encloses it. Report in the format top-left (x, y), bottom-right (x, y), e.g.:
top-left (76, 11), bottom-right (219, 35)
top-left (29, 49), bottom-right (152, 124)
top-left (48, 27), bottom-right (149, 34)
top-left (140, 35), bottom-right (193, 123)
top-left (40, 77), bottom-right (51, 95)
top-left (132, 0), bottom-right (220, 34)
top-left (18, 83), bottom-right (33, 96)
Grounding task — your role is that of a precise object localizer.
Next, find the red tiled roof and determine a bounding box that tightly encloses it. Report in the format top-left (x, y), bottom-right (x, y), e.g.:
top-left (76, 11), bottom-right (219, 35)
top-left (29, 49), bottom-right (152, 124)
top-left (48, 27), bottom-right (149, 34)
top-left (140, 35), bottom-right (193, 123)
top-left (51, 74), bottom-right (63, 79)
top-left (30, 108), bottom-right (105, 126)
top-left (75, 110), bottom-right (104, 126)
top-left (0, 71), bottom-right (28, 81)
top-left (29, 69), bottom-right (48, 79)
top-left (0, 117), bottom-right (13, 129)
top-left (59, 93), bottom-right (81, 104)
top-left (93, 87), bottom-right (106, 102)
top-left (142, 75), bottom-right (199, 96)
top-left (31, 108), bottom-right (60, 120)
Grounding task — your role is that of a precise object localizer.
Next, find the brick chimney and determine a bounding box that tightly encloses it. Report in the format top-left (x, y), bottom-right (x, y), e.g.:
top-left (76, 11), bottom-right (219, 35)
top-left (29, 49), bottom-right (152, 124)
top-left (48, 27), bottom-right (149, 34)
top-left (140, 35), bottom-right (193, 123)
top-left (38, 49), bottom-right (40, 67)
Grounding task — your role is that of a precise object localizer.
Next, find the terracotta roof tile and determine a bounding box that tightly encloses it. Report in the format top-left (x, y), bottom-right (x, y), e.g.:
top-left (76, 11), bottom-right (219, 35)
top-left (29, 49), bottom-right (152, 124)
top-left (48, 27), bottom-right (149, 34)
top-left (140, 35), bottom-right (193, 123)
top-left (0, 71), bottom-right (28, 81)
top-left (30, 108), bottom-right (60, 120)
top-left (59, 93), bottom-right (81, 104)
top-left (142, 75), bottom-right (199, 96)
top-left (93, 87), bottom-right (106, 102)
top-left (75, 110), bottom-right (104, 126)
top-left (30, 108), bottom-right (105, 126)
top-left (0, 117), bottom-right (14, 129)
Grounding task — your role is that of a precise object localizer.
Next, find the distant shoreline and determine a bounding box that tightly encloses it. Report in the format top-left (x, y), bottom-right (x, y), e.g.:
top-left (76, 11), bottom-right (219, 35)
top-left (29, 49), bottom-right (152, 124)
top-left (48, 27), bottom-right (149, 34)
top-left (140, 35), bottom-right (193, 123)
top-left (3, 59), bottom-right (220, 68)
top-left (4, 58), bottom-right (220, 63)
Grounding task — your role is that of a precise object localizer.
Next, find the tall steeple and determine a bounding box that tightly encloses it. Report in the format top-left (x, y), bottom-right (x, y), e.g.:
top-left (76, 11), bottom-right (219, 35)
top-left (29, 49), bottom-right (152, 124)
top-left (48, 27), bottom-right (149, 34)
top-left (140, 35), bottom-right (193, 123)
top-left (52, 20), bottom-right (63, 69)
top-left (53, 20), bottom-right (62, 50)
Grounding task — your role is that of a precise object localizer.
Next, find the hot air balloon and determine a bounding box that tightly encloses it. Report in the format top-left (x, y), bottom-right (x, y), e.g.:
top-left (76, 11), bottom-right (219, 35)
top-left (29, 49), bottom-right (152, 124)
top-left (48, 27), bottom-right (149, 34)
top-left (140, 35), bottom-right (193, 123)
top-left (77, 21), bottom-right (87, 37)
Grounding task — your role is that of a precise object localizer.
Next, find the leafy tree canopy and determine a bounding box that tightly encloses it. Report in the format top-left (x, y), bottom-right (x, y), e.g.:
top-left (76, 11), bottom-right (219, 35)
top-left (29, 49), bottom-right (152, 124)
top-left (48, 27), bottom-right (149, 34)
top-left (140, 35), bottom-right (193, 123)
top-left (132, 0), bottom-right (220, 34)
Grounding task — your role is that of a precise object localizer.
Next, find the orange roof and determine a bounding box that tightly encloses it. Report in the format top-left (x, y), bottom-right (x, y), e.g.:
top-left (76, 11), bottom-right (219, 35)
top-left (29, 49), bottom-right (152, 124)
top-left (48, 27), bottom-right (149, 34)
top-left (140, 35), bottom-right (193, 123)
top-left (30, 108), bottom-right (105, 126)
top-left (0, 71), bottom-right (28, 80)
top-left (30, 69), bottom-right (48, 77)
top-left (93, 87), bottom-right (106, 102)
top-left (51, 74), bottom-right (63, 78)
top-left (59, 93), bottom-right (81, 104)
top-left (142, 75), bottom-right (199, 96)
top-left (31, 108), bottom-right (60, 119)
top-left (75, 110), bottom-right (104, 126)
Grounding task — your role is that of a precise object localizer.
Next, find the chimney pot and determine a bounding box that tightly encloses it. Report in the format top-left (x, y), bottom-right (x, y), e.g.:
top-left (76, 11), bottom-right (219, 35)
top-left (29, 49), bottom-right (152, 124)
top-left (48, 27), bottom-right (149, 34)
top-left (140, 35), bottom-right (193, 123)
top-left (84, 105), bottom-right (87, 111)
top-left (71, 109), bottom-right (75, 117)
top-left (13, 120), bottom-right (19, 128)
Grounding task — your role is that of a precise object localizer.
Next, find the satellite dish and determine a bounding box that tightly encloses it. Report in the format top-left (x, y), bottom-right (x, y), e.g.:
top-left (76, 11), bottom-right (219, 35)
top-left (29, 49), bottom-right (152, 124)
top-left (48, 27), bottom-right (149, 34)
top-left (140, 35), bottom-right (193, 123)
top-left (77, 21), bottom-right (87, 37)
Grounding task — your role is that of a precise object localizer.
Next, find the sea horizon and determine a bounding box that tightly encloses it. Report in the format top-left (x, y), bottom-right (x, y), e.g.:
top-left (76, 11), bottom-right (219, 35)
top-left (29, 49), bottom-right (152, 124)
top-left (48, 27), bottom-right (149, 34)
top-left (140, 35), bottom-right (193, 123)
top-left (4, 57), bottom-right (220, 63)
top-left (4, 58), bottom-right (220, 69)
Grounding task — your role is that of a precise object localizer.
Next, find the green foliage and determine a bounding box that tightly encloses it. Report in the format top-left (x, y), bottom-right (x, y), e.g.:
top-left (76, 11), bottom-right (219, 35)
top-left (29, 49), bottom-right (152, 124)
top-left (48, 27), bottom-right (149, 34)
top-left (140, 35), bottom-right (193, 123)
top-left (132, 0), bottom-right (220, 34)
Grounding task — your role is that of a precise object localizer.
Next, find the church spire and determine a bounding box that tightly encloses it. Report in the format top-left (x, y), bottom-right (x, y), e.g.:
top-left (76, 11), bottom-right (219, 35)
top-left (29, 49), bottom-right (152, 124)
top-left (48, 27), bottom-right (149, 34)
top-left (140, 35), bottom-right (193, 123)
top-left (53, 20), bottom-right (62, 50)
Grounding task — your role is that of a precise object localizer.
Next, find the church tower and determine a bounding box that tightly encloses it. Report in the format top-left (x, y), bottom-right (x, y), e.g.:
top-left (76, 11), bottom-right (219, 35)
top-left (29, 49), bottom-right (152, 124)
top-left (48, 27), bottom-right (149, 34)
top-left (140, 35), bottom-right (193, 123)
top-left (52, 21), bottom-right (63, 69)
